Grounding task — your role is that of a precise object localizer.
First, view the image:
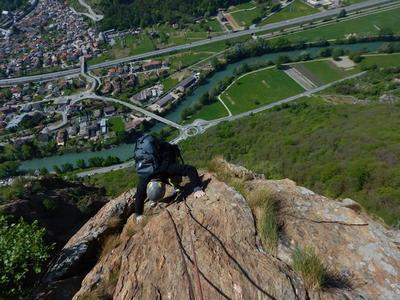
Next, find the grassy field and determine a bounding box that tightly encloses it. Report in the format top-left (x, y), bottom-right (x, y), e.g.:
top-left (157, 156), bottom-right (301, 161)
top-left (221, 67), bottom-right (304, 114)
top-left (361, 53), bottom-right (400, 68)
top-left (168, 51), bottom-right (214, 69)
top-left (161, 76), bottom-right (179, 92)
top-left (293, 59), bottom-right (360, 85)
top-left (83, 167), bottom-right (138, 197)
top-left (230, 6), bottom-right (264, 27)
top-left (207, 19), bottom-right (223, 32)
top-left (88, 34), bottom-right (155, 65)
top-left (274, 6), bottom-right (400, 42)
top-left (261, 0), bottom-right (319, 25)
top-left (108, 117), bottom-right (125, 132)
top-left (181, 97), bottom-right (400, 226)
top-left (186, 101), bottom-right (228, 122)
top-left (168, 31), bottom-right (209, 45)
top-left (124, 35), bottom-right (155, 56)
top-left (227, 1), bottom-right (255, 12)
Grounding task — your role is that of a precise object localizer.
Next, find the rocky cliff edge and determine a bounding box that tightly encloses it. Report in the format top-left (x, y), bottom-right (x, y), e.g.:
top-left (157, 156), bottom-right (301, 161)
top-left (38, 159), bottom-right (400, 300)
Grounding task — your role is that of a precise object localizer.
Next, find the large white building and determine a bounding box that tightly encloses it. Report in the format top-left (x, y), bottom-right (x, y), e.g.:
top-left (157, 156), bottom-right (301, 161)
top-left (306, 0), bottom-right (335, 7)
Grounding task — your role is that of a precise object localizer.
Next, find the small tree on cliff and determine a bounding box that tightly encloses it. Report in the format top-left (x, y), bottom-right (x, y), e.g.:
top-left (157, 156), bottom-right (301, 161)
top-left (0, 215), bottom-right (50, 298)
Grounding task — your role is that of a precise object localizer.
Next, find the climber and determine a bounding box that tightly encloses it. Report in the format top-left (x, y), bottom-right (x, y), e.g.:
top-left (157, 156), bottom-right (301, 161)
top-left (133, 134), bottom-right (205, 224)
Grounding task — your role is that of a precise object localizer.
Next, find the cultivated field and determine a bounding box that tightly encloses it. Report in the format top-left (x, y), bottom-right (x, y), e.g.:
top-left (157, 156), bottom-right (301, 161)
top-left (262, 0), bottom-right (319, 25)
top-left (274, 6), bottom-right (400, 42)
top-left (187, 101), bottom-right (229, 122)
top-left (292, 59), bottom-right (360, 85)
top-left (230, 5), bottom-right (264, 27)
top-left (221, 67), bottom-right (305, 114)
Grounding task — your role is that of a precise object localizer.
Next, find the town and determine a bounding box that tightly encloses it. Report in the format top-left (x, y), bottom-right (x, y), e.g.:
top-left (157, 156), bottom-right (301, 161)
top-left (0, 55), bottom-right (200, 158)
top-left (0, 0), bottom-right (100, 78)
top-left (0, 0), bottom-right (396, 169)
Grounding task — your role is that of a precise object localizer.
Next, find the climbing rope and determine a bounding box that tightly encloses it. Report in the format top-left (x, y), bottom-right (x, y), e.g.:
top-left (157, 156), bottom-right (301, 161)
top-left (166, 199), bottom-right (204, 300)
top-left (184, 200), bottom-right (205, 300)
top-left (166, 208), bottom-right (196, 300)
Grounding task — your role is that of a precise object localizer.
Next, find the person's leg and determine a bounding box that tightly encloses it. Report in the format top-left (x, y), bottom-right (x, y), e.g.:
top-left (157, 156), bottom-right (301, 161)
top-left (163, 163), bottom-right (202, 191)
top-left (135, 177), bottom-right (148, 216)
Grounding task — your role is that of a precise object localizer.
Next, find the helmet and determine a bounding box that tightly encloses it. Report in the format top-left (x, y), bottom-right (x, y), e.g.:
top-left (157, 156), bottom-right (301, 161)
top-left (146, 180), bottom-right (166, 202)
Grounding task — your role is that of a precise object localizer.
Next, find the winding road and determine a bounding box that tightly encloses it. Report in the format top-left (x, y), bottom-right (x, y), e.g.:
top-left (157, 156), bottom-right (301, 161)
top-left (41, 70), bottom-right (184, 132)
top-left (70, 0), bottom-right (103, 22)
top-left (0, 0), bottom-right (396, 87)
top-left (77, 71), bottom-right (367, 177)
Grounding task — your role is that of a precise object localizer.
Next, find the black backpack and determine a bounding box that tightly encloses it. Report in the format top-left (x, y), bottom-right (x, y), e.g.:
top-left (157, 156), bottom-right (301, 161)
top-left (133, 135), bottom-right (161, 178)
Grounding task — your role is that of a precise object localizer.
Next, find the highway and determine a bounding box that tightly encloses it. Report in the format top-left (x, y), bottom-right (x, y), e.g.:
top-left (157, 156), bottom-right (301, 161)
top-left (0, 0), bottom-right (396, 87)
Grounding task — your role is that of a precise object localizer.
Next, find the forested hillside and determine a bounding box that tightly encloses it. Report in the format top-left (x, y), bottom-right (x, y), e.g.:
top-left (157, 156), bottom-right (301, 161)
top-left (0, 0), bottom-right (27, 11)
top-left (97, 0), bottom-right (250, 30)
top-left (181, 95), bottom-right (400, 227)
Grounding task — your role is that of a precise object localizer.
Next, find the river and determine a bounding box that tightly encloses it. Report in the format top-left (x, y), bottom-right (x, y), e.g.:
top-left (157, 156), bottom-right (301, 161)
top-left (19, 41), bottom-right (386, 171)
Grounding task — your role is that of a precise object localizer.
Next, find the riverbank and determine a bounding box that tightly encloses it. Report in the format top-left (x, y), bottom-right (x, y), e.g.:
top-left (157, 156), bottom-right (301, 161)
top-left (19, 41), bottom-right (390, 172)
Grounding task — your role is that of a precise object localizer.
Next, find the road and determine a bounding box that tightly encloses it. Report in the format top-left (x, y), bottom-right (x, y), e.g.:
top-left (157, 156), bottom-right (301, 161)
top-left (200, 71), bottom-right (367, 131)
top-left (83, 95), bottom-right (184, 130)
top-left (42, 92), bottom-right (184, 132)
top-left (76, 71), bottom-right (367, 177)
top-left (0, 0), bottom-right (396, 87)
top-left (77, 160), bottom-right (135, 177)
top-left (77, 0), bottom-right (103, 21)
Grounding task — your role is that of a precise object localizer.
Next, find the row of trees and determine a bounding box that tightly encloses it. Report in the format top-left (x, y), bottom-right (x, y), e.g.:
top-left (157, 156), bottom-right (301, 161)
top-left (225, 34), bottom-right (400, 65)
top-left (98, 0), bottom-right (249, 30)
top-left (50, 155), bottom-right (122, 175)
top-left (0, 161), bottom-right (20, 179)
top-left (181, 35), bottom-right (386, 121)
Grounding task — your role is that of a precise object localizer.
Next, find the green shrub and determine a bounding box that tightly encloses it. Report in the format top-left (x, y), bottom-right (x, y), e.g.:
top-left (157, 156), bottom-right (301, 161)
top-left (0, 178), bottom-right (27, 204)
top-left (181, 97), bottom-right (400, 226)
top-left (42, 198), bottom-right (57, 211)
top-left (292, 246), bottom-right (327, 290)
top-left (248, 188), bottom-right (279, 253)
top-left (0, 215), bottom-right (50, 298)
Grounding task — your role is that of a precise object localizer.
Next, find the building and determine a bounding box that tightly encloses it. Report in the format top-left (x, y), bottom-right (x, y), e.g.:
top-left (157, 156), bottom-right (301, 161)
top-left (306, 0), bottom-right (334, 7)
top-left (131, 90), bottom-right (148, 102)
top-left (149, 93), bottom-right (176, 112)
top-left (176, 74), bottom-right (197, 91)
top-left (88, 123), bottom-right (99, 139)
top-left (79, 121), bottom-right (88, 137)
top-left (104, 106), bottom-right (116, 117)
top-left (56, 129), bottom-right (67, 146)
top-left (6, 113), bottom-right (27, 129)
top-left (142, 60), bottom-right (162, 71)
top-left (100, 118), bottom-right (107, 134)
top-left (67, 125), bottom-right (79, 138)
top-left (131, 84), bottom-right (163, 103)
top-left (155, 93), bottom-right (175, 108)
top-left (217, 11), bottom-right (226, 22)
